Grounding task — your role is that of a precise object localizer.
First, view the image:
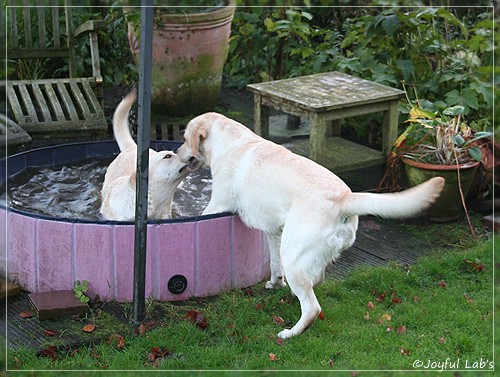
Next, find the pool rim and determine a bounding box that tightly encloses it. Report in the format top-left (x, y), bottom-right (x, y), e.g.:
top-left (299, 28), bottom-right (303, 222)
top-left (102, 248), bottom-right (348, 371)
top-left (1, 139), bottom-right (234, 225)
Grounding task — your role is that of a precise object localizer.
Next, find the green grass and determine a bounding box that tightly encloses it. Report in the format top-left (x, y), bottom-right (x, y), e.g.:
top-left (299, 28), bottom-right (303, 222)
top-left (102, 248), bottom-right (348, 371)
top-left (4, 236), bottom-right (494, 375)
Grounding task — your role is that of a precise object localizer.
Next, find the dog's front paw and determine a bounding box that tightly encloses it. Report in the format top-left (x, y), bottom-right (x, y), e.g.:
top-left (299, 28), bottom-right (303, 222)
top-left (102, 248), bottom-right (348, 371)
top-left (277, 329), bottom-right (294, 339)
top-left (265, 278), bottom-right (287, 290)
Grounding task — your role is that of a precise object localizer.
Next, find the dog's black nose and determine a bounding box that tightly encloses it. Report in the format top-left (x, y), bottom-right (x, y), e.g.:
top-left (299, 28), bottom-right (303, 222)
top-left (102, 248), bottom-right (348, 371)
top-left (188, 157), bottom-right (199, 169)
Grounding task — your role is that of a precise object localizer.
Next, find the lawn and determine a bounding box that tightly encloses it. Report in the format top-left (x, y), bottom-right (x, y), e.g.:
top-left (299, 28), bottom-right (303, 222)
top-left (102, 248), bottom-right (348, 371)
top-left (3, 229), bottom-right (494, 375)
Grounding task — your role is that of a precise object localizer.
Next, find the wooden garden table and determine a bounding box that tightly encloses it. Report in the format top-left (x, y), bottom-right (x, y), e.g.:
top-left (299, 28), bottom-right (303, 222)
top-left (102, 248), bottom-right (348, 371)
top-left (247, 71), bottom-right (405, 171)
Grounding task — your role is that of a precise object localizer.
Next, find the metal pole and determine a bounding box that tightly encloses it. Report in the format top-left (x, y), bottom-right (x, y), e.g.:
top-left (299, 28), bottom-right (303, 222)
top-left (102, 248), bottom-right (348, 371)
top-left (133, 0), bottom-right (153, 323)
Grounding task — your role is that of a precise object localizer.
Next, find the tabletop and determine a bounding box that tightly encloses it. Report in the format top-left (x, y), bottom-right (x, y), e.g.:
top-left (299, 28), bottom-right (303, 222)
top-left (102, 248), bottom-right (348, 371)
top-left (247, 71), bottom-right (405, 112)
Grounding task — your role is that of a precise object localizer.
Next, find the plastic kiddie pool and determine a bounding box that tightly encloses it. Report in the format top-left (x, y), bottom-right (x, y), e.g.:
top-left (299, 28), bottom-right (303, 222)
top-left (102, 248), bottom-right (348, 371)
top-left (0, 140), bottom-right (270, 302)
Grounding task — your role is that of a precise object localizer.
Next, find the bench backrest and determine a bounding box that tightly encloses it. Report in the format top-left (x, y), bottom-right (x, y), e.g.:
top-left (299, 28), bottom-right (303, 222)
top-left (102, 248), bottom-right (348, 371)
top-left (7, 0), bottom-right (77, 78)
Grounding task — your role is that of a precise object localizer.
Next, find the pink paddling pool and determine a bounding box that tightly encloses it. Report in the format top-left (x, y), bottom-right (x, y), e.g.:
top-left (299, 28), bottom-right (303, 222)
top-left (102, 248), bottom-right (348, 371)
top-left (1, 141), bottom-right (270, 302)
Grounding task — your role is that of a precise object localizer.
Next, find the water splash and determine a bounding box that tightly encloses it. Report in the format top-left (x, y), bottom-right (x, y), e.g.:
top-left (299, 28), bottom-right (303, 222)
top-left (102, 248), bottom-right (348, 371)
top-left (2, 158), bottom-right (212, 221)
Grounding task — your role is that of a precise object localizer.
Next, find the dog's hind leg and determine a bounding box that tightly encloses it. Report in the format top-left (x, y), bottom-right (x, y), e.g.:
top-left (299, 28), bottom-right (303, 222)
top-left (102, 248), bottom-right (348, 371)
top-left (265, 232), bottom-right (287, 289)
top-left (277, 262), bottom-right (321, 339)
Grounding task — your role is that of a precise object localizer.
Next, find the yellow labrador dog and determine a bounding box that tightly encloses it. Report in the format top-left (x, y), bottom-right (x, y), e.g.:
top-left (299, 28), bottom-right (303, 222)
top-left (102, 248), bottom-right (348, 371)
top-left (177, 112), bottom-right (445, 339)
top-left (100, 90), bottom-right (195, 221)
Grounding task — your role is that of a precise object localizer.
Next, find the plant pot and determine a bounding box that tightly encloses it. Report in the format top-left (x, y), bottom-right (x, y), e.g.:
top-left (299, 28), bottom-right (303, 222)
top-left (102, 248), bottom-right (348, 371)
top-left (402, 158), bottom-right (480, 223)
top-left (126, 1), bottom-right (235, 116)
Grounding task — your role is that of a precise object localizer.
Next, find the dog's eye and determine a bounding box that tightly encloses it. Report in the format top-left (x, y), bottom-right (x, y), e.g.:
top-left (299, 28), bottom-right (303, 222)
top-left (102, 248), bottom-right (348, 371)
top-left (164, 154), bottom-right (172, 159)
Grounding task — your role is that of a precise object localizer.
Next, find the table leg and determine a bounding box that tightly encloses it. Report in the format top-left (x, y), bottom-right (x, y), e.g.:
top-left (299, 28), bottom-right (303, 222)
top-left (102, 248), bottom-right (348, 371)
top-left (309, 113), bottom-right (327, 165)
top-left (253, 94), bottom-right (269, 138)
top-left (382, 99), bottom-right (399, 156)
top-left (286, 114), bottom-right (300, 130)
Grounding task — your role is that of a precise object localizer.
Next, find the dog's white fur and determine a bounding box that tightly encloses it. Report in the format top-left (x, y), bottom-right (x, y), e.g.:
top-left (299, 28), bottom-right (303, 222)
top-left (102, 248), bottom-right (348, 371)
top-left (177, 112), bottom-right (445, 339)
top-left (100, 90), bottom-right (191, 221)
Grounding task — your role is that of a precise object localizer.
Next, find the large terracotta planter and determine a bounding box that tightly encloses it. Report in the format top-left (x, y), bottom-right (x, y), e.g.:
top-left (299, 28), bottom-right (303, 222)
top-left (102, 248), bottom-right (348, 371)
top-left (126, 1), bottom-right (235, 115)
top-left (402, 158), bottom-right (480, 222)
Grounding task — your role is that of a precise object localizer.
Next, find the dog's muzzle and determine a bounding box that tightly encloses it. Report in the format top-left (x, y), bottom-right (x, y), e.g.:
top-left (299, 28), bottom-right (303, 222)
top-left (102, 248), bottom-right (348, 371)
top-left (179, 157), bottom-right (199, 173)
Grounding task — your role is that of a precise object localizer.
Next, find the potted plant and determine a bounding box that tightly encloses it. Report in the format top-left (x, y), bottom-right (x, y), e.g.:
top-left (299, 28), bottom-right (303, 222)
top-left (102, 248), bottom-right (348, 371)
top-left (392, 99), bottom-right (492, 222)
top-left (124, 0), bottom-right (236, 116)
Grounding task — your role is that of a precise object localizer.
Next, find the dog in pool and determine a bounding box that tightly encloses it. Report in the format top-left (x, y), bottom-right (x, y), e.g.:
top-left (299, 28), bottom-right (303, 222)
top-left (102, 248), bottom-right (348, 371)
top-left (177, 112), bottom-right (445, 339)
top-left (100, 89), bottom-right (197, 221)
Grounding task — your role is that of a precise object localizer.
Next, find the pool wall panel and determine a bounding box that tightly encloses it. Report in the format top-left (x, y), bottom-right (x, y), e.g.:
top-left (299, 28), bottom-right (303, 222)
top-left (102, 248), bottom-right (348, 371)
top-left (74, 223), bottom-right (114, 300)
top-left (113, 225), bottom-right (135, 302)
top-left (37, 219), bottom-right (73, 292)
top-left (195, 216), bottom-right (233, 297)
top-left (8, 211), bottom-right (37, 291)
top-left (155, 222), bottom-right (196, 302)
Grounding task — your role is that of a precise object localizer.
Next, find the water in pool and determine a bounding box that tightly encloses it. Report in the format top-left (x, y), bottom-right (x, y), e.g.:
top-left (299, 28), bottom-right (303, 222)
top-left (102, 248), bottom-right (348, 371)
top-left (2, 158), bottom-right (212, 220)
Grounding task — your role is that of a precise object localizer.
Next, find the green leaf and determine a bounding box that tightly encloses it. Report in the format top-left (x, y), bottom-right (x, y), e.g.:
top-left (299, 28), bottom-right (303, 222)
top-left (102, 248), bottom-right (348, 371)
top-left (382, 14), bottom-right (400, 36)
top-left (462, 88), bottom-right (479, 110)
top-left (264, 17), bottom-right (275, 32)
top-left (443, 105), bottom-right (465, 117)
top-left (396, 59), bottom-right (414, 82)
top-left (436, 8), bottom-right (468, 38)
top-left (452, 134), bottom-right (465, 146)
top-left (468, 146), bottom-right (483, 162)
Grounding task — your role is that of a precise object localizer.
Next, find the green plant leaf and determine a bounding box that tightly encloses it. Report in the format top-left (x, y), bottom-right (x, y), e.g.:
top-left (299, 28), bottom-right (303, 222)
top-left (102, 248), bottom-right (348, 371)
top-left (468, 146), bottom-right (483, 162)
top-left (443, 105), bottom-right (465, 117)
top-left (452, 134), bottom-right (465, 146)
top-left (382, 14), bottom-right (400, 36)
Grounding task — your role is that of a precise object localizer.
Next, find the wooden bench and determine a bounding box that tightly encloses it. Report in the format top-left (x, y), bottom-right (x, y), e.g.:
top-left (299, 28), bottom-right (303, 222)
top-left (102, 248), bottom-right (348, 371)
top-left (247, 71), bottom-right (405, 171)
top-left (6, 0), bottom-right (108, 143)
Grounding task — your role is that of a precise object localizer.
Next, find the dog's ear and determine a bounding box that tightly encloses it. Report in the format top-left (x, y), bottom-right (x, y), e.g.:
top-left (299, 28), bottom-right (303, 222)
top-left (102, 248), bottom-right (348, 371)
top-left (128, 172), bottom-right (137, 189)
top-left (190, 124), bottom-right (207, 156)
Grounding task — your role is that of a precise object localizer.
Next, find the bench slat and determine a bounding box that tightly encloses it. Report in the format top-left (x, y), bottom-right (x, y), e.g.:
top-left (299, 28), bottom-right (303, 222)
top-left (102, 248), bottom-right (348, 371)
top-left (31, 83), bottom-right (52, 122)
top-left (69, 81), bottom-right (91, 118)
top-left (43, 83), bottom-right (66, 122)
top-left (56, 82), bottom-right (79, 121)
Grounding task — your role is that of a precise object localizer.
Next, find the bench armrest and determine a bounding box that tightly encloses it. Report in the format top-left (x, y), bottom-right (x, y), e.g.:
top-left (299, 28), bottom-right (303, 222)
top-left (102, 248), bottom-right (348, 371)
top-left (74, 20), bottom-right (106, 38)
top-left (74, 20), bottom-right (106, 84)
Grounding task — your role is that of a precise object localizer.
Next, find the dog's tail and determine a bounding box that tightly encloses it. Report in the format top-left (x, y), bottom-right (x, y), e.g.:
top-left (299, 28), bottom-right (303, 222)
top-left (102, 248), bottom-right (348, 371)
top-left (113, 88), bottom-right (137, 151)
top-left (341, 177), bottom-right (445, 219)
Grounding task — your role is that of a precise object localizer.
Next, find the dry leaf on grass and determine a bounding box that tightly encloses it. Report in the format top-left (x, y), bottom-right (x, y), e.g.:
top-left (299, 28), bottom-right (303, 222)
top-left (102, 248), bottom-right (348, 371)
top-left (82, 324), bottom-right (96, 333)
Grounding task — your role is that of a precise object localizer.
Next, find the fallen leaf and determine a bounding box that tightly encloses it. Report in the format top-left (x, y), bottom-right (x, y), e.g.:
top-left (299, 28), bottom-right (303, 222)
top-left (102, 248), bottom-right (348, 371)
top-left (147, 346), bottom-right (171, 366)
top-left (273, 315), bottom-right (285, 326)
top-left (367, 301), bottom-right (375, 310)
top-left (376, 313), bottom-right (392, 324)
top-left (82, 324), bottom-right (96, 333)
top-left (184, 310), bottom-right (208, 330)
top-left (397, 325), bottom-right (407, 334)
top-left (39, 345), bottom-right (57, 360)
top-left (44, 329), bottom-right (60, 337)
top-left (464, 293), bottom-right (473, 303)
top-left (136, 321), bottom-right (157, 336)
top-left (439, 337), bottom-right (446, 344)
top-left (376, 292), bottom-right (387, 302)
top-left (413, 296), bottom-right (420, 303)
top-left (268, 352), bottom-right (278, 361)
top-left (319, 311), bottom-right (325, 320)
top-left (363, 312), bottom-right (370, 321)
top-left (19, 311), bottom-right (33, 319)
top-left (328, 358), bottom-right (335, 367)
top-left (386, 326), bottom-right (393, 332)
top-left (276, 337), bottom-right (284, 346)
top-left (392, 298), bottom-right (402, 304)
top-left (438, 280), bottom-right (448, 288)
top-left (255, 303), bottom-right (262, 310)
top-left (400, 347), bottom-right (411, 356)
top-left (472, 261), bottom-right (485, 273)
top-left (108, 334), bottom-right (125, 350)
top-left (242, 287), bottom-right (255, 296)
